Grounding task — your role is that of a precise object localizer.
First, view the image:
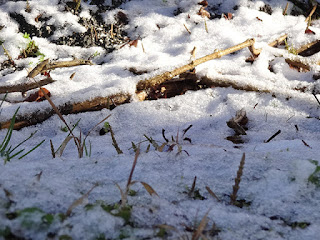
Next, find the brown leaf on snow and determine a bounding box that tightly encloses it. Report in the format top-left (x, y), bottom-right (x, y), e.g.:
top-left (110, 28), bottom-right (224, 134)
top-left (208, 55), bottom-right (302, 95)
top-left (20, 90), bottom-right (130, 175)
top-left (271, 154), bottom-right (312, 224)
top-left (24, 87), bottom-right (51, 102)
top-left (305, 28), bottom-right (315, 35)
top-left (129, 39), bottom-right (139, 47)
top-left (227, 108), bottom-right (248, 135)
top-left (198, 1), bottom-right (208, 7)
top-left (223, 12), bottom-right (233, 20)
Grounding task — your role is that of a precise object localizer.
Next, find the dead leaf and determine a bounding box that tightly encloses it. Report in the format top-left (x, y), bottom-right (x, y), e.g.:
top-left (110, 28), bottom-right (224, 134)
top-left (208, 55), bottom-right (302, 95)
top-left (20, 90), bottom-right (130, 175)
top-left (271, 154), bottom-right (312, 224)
top-left (227, 108), bottom-right (248, 135)
top-left (24, 87), bottom-right (51, 102)
top-left (198, 1), bottom-right (208, 7)
top-left (223, 12), bottom-right (233, 20)
top-left (129, 39), bottom-right (139, 47)
top-left (305, 28), bottom-right (315, 35)
top-left (198, 7), bottom-right (210, 18)
top-left (140, 181), bottom-right (159, 197)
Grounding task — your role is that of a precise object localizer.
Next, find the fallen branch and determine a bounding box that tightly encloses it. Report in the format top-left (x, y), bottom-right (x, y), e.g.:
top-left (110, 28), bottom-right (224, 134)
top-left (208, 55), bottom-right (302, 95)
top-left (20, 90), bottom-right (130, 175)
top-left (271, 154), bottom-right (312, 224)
top-left (27, 58), bottom-right (93, 78)
top-left (0, 93), bottom-right (130, 130)
top-left (136, 38), bottom-right (257, 92)
top-left (0, 77), bottom-right (55, 94)
top-left (297, 39), bottom-right (320, 56)
top-left (41, 59), bottom-right (93, 72)
top-left (200, 76), bottom-right (271, 94)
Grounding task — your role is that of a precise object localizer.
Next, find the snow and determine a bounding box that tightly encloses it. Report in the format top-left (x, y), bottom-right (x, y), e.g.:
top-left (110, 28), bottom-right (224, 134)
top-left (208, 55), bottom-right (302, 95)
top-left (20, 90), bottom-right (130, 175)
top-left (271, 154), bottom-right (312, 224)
top-left (1, 0), bottom-right (320, 239)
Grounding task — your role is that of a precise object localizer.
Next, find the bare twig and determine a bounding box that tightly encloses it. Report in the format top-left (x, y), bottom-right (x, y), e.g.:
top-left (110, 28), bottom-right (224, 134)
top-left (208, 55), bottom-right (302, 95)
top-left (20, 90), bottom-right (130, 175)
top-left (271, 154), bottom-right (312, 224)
top-left (264, 130), bottom-right (281, 143)
top-left (268, 34), bottom-right (288, 47)
top-left (305, 4), bottom-right (317, 22)
top-left (313, 93), bottom-right (320, 105)
top-left (1, 43), bottom-right (13, 63)
top-left (136, 38), bottom-right (257, 92)
top-left (0, 77), bottom-right (54, 94)
top-left (283, 2), bottom-right (289, 15)
top-left (42, 59), bottom-right (93, 72)
top-left (0, 93), bottom-right (130, 130)
top-left (184, 24), bottom-right (191, 34)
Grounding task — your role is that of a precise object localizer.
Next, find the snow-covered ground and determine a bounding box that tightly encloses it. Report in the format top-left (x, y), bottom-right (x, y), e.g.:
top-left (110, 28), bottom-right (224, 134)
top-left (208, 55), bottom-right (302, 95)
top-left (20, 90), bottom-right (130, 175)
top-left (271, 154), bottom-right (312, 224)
top-left (1, 0), bottom-right (320, 239)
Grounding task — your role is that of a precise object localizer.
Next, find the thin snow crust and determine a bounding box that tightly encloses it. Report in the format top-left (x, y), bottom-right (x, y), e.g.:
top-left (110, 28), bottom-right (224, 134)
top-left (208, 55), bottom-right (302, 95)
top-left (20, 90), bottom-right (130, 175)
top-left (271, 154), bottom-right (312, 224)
top-left (0, 0), bottom-right (320, 239)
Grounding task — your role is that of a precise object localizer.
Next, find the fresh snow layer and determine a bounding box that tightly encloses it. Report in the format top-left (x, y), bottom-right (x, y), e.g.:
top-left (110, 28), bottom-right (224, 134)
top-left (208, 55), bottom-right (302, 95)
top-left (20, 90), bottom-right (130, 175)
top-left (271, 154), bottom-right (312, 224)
top-left (1, 0), bottom-right (320, 239)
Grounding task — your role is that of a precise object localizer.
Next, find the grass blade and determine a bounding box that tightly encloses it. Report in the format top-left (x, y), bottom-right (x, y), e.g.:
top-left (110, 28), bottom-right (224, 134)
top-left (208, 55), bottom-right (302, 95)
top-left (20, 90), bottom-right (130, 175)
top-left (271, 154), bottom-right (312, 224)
top-left (18, 139), bottom-right (45, 159)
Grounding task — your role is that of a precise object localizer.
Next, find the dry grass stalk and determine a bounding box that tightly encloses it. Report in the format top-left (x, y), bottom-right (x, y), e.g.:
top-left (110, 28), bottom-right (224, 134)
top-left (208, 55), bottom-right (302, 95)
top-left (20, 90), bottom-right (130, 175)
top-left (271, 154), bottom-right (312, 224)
top-left (109, 124), bottom-right (123, 154)
top-left (205, 186), bottom-right (220, 202)
top-left (136, 38), bottom-right (257, 92)
top-left (184, 24), bottom-right (191, 34)
top-left (192, 209), bottom-right (210, 240)
top-left (50, 139), bottom-right (55, 158)
top-left (116, 147), bottom-right (159, 208)
top-left (305, 4), bottom-right (317, 22)
top-left (1, 43), bottom-right (13, 63)
top-left (283, 2), bottom-right (289, 15)
top-left (230, 153), bottom-right (245, 205)
top-left (188, 176), bottom-right (197, 197)
top-left (66, 183), bottom-right (98, 217)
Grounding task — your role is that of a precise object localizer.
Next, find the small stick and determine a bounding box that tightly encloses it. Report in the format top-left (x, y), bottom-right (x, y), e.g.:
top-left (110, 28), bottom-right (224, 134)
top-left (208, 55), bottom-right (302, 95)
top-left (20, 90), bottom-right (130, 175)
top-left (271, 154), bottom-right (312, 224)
top-left (264, 130), bottom-right (281, 143)
top-left (188, 176), bottom-right (197, 197)
top-left (301, 139), bottom-right (312, 149)
top-left (313, 93), bottom-right (320, 105)
top-left (305, 4), bottom-right (317, 23)
top-left (41, 59), bottom-right (93, 72)
top-left (296, 39), bottom-right (320, 55)
top-left (268, 34), bottom-right (288, 47)
top-left (0, 77), bottom-right (55, 94)
top-left (183, 24), bottom-right (191, 34)
top-left (206, 186), bottom-right (220, 202)
top-left (110, 23), bottom-right (114, 38)
top-left (137, 38), bottom-right (257, 92)
top-left (50, 139), bottom-right (56, 158)
top-left (1, 44), bottom-right (14, 63)
top-left (283, 2), bottom-right (289, 15)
